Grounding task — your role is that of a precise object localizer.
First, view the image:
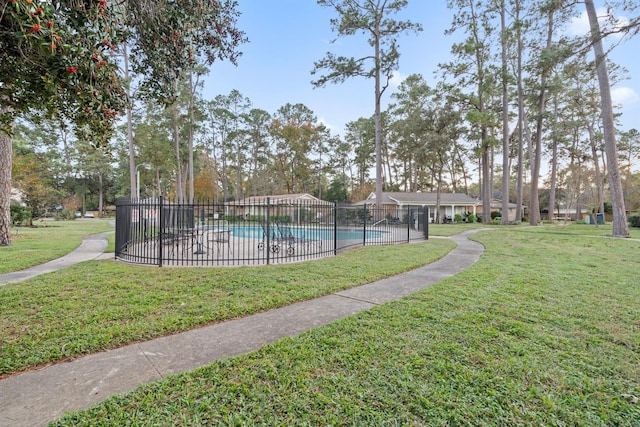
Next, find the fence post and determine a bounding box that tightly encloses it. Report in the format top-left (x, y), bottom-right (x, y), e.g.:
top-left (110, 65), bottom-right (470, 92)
top-left (266, 197), bottom-right (270, 265)
top-left (407, 207), bottom-right (410, 243)
top-left (423, 206), bottom-right (429, 240)
top-left (363, 203), bottom-right (367, 247)
top-left (158, 196), bottom-right (164, 267)
top-left (333, 202), bottom-right (337, 256)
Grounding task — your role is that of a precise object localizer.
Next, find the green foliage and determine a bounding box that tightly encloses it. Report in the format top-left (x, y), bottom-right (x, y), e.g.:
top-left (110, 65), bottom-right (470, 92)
top-left (603, 201), bottom-right (613, 214)
top-left (490, 210), bottom-right (501, 219)
top-left (454, 213), bottom-right (463, 223)
top-left (467, 213), bottom-right (477, 223)
top-left (127, 0), bottom-right (247, 105)
top-left (10, 203), bottom-right (31, 226)
top-left (57, 209), bottom-right (77, 221)
top-left (1, 0), bottom-right (127, 142)
top-left (324, 178), bottom-right (349, 202)
top-left (312, 0), bottom-right (422, 88)
top-left (629, 214), bottom-right (640, 228)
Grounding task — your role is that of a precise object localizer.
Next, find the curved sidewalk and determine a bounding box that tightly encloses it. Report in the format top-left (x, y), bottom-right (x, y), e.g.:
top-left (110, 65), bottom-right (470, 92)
top-left (0, 230), bottom-right (485, 427)
top-left (0, 232), bottom-right (112, 286)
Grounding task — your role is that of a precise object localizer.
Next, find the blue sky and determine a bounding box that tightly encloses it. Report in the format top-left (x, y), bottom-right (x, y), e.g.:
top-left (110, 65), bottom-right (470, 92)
top-left (203, 1), bottom-right (639, 138)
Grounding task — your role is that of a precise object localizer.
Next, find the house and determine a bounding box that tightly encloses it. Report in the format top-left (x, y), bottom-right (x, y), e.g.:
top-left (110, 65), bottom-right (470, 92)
top-left (10, 187), bottom-right (24, 205)
top-left (355, 192), bottom-right (480, 223)
top-left (227, 193), bottom-right (333, 223)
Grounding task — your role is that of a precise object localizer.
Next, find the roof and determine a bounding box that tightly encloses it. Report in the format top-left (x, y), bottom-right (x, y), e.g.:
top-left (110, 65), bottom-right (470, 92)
top-left (356, 192), bottom-right (479, 206)
top-left (229, 193), bottom-right (333, 206)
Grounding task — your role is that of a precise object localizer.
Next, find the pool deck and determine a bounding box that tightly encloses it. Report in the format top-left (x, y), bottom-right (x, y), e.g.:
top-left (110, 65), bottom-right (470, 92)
top-left (118, 226), bottom-right (427, 267)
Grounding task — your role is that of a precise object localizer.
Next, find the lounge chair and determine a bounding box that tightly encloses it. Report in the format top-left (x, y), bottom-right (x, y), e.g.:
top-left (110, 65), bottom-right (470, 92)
top-left (275, 222), bottom-right (321, 256)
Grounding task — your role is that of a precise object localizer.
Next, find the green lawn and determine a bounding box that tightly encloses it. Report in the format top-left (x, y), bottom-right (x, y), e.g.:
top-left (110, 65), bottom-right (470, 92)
top-left (0, 219), bottom-right (114, 273)
top-left (0, 239), bottom-right (455, 376)
top-left (48, 225), bottom-right (640, 426)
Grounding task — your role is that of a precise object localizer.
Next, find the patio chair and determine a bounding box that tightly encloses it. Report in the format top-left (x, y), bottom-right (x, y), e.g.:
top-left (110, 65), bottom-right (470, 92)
top-left (257, 221), bottom-right (280, 253)
top-left (203, 229), bottom-right (233, 257)
top-left (275, 222), bottom-right (321, 256)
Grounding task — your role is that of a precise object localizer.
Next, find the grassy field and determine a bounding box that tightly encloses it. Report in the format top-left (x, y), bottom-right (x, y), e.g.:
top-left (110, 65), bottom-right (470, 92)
top-left (2, 222), bottom-right (639, 425)
top-left (44, 224), bottom-right (639, 426)
top-left (0, 238), bottom-right (455, 376)
top-left (0, 219), bottom-right (114, 273)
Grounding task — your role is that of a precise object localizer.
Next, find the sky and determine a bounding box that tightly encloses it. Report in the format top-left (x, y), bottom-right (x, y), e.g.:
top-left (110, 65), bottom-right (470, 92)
top-left (202, 1), bottom-right (640, 139)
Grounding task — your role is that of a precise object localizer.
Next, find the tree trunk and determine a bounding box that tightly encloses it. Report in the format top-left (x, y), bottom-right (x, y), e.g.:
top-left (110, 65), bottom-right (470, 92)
top-left (585, 0), bottom-right (628, 237)
top-left (188, 72), bottom-right (196, 203)
top-left (98, 169), bottom-right (104, 218)
top-left (549, 137), bottom-right (558, 221)
top-left (500, 0), bottom-right (510, 224)
top-left (587, 120), bottom-right (605, 217)
top-left (374, 30), bottom-right (383, 212)
top-left (0, 128), bottom-right (12, 246)
top-left (123, 41), bottom-right (137, 199)
top-left (548, 96), bottom-right (559, 221)
top-left (530, 9), bottom-right (554, 226)
top-left (515, 0), bottom-right (524, 223)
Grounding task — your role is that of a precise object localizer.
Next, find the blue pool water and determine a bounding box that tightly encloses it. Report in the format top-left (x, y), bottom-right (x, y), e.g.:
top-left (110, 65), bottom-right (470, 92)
top-left (209, 225), bottom-right (383, 240)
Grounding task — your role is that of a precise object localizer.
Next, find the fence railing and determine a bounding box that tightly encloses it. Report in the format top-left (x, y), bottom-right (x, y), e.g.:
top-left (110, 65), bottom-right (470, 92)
top-left (115, 197), bottom-right (428, 267)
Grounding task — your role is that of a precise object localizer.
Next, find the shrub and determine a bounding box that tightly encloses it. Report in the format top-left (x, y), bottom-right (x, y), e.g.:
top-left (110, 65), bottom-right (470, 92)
top-left (467, 214), bottom-right (476, 223)
top-left (56, 209), bottom-right (76, 221)
top-left (490, 211), bottom-right (501, 219)
top-left (629, 214), bottom-right (640, 228)
top-left (10, 203), bottom-right (32, 226)
top-left (454, 214), bottom-right (463, 223)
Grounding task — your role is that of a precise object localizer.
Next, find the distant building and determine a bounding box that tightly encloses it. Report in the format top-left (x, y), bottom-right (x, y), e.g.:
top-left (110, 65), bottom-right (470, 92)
top-left (227, 193), bottom-right (333, 223)
top-left (10, 187), bottom-right (24, 205)
top-left (475, 199), bottom-right (524, 222)
top-left (355, 192), bottom-right (480, 223)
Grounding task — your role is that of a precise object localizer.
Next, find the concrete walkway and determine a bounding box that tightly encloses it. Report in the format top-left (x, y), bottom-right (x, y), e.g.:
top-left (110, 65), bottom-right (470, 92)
top-left (0, 230), bottom-right (485, 427)
top-left (0, 231), bottom-right (112, 286)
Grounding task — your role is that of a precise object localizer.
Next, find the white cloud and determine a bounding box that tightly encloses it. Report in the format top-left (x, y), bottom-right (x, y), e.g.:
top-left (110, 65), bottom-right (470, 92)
top-left (318, 117), bottom-right (334, 131)
top-left (568, 8), bottom-right (630, 40)
top-left (611, 86), bottom-right (639, 107)
top-left (389, 71), bottom-right (406, 88)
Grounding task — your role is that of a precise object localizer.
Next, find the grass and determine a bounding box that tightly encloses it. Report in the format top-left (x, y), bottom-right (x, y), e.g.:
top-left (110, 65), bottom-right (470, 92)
top-left (48, 225), bottom-right (640, 426)
top-left (0, 219), bottom-right (114, 273)
top-left (0, 239), bottom-right (455, 376)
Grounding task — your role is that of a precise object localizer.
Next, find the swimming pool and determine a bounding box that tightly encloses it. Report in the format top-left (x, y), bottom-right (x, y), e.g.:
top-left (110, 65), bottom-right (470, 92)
top-left (208, 225), bottom-right (384, 240)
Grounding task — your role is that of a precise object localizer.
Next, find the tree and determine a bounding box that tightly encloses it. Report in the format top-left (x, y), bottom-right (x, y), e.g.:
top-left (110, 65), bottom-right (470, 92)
top-left (1, 0), bottom-right (246, 245)
top-left (311, 0), bottom-right (422, 209)
top-left (585, 0), bottom-right (629, 237)
top-left (345, 117), bottom-right (375, 190)
top-left (442, 0), bottom-right (499, 224)
top-left (242, 108), bottom-right (272, 197)
top-left (499, 0), bottom-right (511, 225)
top-left (270, 103), bottom-right (321, 194)
top-left (1, 0), bottom-right (128, 245)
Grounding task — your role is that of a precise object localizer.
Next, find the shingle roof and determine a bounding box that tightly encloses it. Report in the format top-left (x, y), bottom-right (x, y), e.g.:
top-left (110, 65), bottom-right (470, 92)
top-left (230, 193), bottom-right (333, 206)
top-left (360, 192), bottom-right (479, 206)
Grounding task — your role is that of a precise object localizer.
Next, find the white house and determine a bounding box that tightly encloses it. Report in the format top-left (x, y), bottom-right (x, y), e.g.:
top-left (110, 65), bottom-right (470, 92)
top-left (355, 192), bottom-right (480, 223)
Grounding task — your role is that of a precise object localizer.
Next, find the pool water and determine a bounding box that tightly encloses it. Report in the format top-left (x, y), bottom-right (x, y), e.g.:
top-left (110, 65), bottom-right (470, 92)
top-left (209, 225), bottom-right (384, 240)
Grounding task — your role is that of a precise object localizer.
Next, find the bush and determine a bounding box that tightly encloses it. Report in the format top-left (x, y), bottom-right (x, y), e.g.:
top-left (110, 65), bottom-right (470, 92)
top-left (490, 211), bottom-right (501, 219)
top-left (629, 214), bottom-right (640, 228)
top-left (56, 209), bottom-right (76, 221)
top-left (10, 203), bottom-right (32, 226)
top-left (467, 214), bottom-right (476, 223)
top-left (454, 214), bottom-right (463, 223)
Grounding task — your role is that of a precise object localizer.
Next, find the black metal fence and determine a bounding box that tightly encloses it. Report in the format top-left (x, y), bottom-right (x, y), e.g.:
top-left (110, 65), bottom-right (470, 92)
top-left (115, 197), bottom-right (428, 267)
